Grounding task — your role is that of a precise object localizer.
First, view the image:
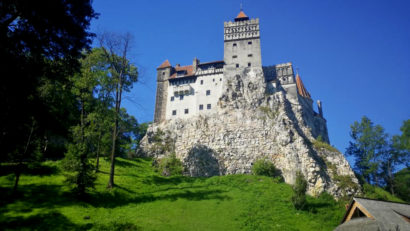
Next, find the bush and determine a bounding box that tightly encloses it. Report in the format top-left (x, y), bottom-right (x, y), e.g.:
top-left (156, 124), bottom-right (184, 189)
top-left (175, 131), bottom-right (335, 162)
top-left (292, 171), bottom-right (307, 210)
top-left (252, 158), bottom-right (281, 178)
top-left (312, 136), bottom-right (339, 152)
top-left (157, 153), bottom-right (183, 177)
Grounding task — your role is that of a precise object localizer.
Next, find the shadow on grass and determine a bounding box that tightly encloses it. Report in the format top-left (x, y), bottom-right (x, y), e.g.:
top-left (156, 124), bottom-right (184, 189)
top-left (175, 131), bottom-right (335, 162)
top-left (0, 210), bottom-right (92, 231)
top-left (0, 184), bottom-right (82, 215)
top-left (142, 175), bottom-right (205, 185)
top-left (0, 163), bottom-right (58, 177)
top-left (115, 158), bottom-right (140, 168)
top-left (87, 187), bottom-right (231, 208)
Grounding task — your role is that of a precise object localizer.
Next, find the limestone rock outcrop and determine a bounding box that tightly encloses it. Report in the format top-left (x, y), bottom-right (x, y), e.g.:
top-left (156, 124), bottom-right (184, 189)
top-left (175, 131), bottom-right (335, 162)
top-left (139, 67), bottom-right (359, 198)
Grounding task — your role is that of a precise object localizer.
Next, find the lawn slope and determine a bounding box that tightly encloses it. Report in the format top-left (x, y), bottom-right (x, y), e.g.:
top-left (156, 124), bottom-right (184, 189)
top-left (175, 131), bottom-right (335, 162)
top-left (0, 158), bottom-right (345, 231)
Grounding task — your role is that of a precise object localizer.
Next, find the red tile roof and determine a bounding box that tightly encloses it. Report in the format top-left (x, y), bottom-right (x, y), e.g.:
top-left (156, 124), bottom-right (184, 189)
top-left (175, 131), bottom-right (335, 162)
top-left (169, 65), bottom-right (194, 79)
top-left (157, 60), bottom-right (171, 69)
top-left (296, 74), bottom-right (311, 98)
top-left (236, 10), bottom-right (248, 19)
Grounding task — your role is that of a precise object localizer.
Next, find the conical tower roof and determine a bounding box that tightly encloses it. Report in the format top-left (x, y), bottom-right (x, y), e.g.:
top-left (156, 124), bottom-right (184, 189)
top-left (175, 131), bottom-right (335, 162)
top-left (296, 74), bottom-right (311, 98)
top-left (157, 60), bottom-right (171, 69)
top-left (235, 10), bottom-right (249, 21)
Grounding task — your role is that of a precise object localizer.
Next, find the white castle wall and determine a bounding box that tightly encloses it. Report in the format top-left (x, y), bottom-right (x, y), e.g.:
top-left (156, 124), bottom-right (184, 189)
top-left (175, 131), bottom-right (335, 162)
top-left (165, 72), bottom-right (224, 120)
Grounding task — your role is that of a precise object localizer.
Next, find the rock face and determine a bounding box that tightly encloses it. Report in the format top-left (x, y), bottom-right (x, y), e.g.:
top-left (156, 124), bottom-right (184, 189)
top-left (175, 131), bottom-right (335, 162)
top-left (140, 67), bottom-right (359, 198)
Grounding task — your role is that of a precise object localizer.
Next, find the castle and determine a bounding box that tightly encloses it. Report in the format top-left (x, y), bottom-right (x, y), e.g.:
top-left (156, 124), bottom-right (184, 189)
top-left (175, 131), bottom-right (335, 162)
top-left (154, 10), bottom-right (327, 142)
top-left (142, 10), bottom-right (359, 197)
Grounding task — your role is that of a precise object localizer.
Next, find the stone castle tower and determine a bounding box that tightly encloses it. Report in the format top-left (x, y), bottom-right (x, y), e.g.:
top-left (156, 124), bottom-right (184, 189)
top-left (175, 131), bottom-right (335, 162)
top-left (224, 11), bottom-right (262, 69)
top-left (143, 10), bottom-right (359, 198)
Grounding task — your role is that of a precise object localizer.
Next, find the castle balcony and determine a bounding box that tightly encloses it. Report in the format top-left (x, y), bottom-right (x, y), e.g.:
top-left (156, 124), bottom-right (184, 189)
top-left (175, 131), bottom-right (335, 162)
top-left (173, 84), bottom-right (192, 95)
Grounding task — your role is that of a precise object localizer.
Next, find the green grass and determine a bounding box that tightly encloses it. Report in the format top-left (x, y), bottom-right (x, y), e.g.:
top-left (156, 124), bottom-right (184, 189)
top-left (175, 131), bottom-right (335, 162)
top-left (0, 158), bottom-right (346, 231)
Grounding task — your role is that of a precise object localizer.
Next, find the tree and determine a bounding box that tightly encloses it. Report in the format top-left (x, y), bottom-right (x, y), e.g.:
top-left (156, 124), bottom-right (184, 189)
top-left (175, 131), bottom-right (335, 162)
top-left (0, 0), bottom-right (97, 193)
top-left (383, 120), bottom-right (410, 195)
top-left (98, 32), bottom-right (138, 188)
top-left (62, 49), bottom-right (105, 197)
top-left (291, 171), bottom-right (307, 210)
top-left (346, 116), bottom-right (388, 184)
top-left (391, 167), bottom-right (410, 202)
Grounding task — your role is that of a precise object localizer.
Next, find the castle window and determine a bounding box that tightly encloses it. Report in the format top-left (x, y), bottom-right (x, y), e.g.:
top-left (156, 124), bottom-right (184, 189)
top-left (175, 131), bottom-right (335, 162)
top-left (200, 80), bottom-right (203, 85)
top-left (220, 78), bottom-right (222, 81)
top-left (180, 95), bottom-right (184, 100)
top-left (207, 104), bottom-right (211, 109)
top-left (199, 104), bottom-right (203, 110)
top-left (184, 109), bottom-right (189, 114)
top-left (206, 90), bottom-right (211, 95)
top-left (233, 43), bottom-right (237, 47)
top-left (213, 78), bottom-right (215, 82)
top-left (248, 41), bottom-right (252, 45)
top-left (236, 64), bottom-right (239, 68)
top-left (232, 55), bottom-right (237, 59)
top-left (248, 62), bottom-right (251, 67)
top-left (172, 110), bottom-right (177, 116)
top-left (162, 72), bottom-right (165, 76)
top-left (171, 96), bottom-right (174, 101)
top-left (248, 54), bottom-right (253, 57)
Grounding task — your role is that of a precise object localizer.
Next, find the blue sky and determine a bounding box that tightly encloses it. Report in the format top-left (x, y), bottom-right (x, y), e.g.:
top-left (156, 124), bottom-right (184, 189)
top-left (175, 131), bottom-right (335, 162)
top-left (90, 0), bottom-right (410, 162)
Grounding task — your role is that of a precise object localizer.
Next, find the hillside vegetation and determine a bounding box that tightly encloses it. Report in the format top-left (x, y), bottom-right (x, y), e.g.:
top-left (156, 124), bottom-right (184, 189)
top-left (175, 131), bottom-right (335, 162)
top-left (0, 158), bottom-right (356, 230)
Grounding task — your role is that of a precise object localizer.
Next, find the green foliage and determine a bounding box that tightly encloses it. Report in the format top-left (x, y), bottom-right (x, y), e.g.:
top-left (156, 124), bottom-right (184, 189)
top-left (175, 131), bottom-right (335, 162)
top-left (346, 116), bottom-right (388, 184)
top-left (325, 161), bottom-right (359, 200)
top-left (392, 167), bottom-right (410, 202)
top-left (0, 158), bottom-right (345, 231)
top-left (156, 154), bottom-right (184, 177)
top-left (292, 171), bottom-right (308, 210)
top-left (252, 158), bottom-right (281, 179)
top-left (313, 136), bottom-right (339, 152)
top-left (62, 143), bottom-right (96, 197)
top-left (362, 183), bottom-right (404, 203)
top-left (149, 129), bottom-right (175, 154)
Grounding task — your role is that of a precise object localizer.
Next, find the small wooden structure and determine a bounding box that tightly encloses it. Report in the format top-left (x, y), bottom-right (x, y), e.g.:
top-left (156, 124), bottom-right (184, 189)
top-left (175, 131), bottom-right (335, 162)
top-left (335, 197), bottom-right (410, 231)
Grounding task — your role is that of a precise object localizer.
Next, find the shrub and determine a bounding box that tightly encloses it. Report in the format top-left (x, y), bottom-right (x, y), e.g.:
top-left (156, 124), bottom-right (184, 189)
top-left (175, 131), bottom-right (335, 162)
top-left (157, 153), bottom-right (183, 177)
top-left (292, 171), bottom-right (307, 210)
top-left (252, 158), bottom-right (281, 178)
top-left (312, 136), bottom-right (339, 152)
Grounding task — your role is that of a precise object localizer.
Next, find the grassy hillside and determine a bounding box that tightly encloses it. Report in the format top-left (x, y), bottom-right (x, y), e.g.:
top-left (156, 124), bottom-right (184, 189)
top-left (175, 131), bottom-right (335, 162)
top-left (0, 158), bottom-right (346, 231)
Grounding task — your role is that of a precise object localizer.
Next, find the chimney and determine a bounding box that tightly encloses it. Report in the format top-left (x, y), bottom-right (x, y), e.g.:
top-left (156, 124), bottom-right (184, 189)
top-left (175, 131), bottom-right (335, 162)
top-left (317, 100), bottom-right (323, 117)
top-left (175, 64), bottom-right (180, 68)
top-left (193, 57), bottom-right (199, 73)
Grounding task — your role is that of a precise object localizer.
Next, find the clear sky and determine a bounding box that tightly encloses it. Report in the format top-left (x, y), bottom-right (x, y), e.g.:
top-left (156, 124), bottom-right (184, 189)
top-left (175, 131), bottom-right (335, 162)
top-left (90, 0), bottom-right (410, 163)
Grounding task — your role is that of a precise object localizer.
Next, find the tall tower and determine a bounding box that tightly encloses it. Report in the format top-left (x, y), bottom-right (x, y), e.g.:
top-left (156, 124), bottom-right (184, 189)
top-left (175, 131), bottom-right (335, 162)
top-left (224, 10), bottom-right (262, 69)
top-left (154, 60), bottom-right (171, 123)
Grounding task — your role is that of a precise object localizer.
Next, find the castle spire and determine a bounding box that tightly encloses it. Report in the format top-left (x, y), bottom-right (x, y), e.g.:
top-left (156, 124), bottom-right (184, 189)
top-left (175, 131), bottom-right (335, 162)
top-left (235, 8), bottom-right (249, 21)
top-left (296, 73), bottom-right (311, 98)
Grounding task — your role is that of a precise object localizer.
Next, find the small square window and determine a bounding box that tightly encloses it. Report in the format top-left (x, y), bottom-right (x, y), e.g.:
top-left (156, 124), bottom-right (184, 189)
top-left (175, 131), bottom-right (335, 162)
top-left (236, 64), bottom-right (239, 68)
top-left (248, 63), bottom-right (251, 67)
top-left (220, 78), bottom-right (222, 81)
top-left (172, 110), bottom-right (177, 115)
top-left (248, 54), bottom-right (253, 57)
top-left (248, 41), bottom-right (252, 45)
top-left (184, 109), bottom-right (189, 114)
top-left (180, 95), bottom-right (184, 100)
top-left (207, 104), bottom-right (211, 109)
top-left (171, 96), bottom-right (174, 101)
top-left (199, 104), bottom-right (203, 110)
top-left (200, 80), bottom-right (204, 85)
top-left (206, 90), bottom-right (211, 95)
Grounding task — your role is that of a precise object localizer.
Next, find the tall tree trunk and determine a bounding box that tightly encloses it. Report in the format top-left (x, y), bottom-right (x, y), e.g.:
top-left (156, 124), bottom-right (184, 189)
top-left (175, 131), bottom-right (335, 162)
top-left (107, 88), bottom-right (119, 189)
top-left (95, 131), bottom-right (102, 172)
top-left (13, 119), bottom-right (35, 194)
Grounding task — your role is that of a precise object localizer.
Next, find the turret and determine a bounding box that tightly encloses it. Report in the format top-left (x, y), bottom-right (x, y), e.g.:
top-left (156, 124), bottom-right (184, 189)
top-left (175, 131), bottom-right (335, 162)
top-left (317, 100), bottom-right (323, 118)
top-left (192, 57), bottom-right (199, 73)
top-left (154, 60), bottom-right (172, 123)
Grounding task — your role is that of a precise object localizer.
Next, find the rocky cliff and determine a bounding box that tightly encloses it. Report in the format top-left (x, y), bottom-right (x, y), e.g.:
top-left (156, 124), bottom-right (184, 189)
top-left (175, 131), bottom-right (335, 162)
top-left (139, 67), bottom-right (359, 198)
